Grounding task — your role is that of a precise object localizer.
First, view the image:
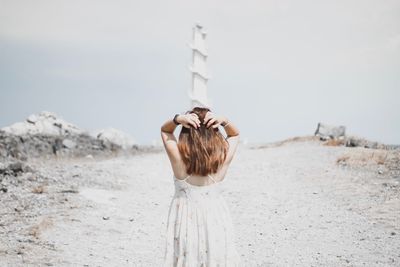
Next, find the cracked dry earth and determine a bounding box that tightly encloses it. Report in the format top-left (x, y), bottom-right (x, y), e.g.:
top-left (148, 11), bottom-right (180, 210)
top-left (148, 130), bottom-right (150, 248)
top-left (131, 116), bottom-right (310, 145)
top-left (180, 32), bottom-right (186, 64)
top-left (1, 140), bottom-right (399, 266)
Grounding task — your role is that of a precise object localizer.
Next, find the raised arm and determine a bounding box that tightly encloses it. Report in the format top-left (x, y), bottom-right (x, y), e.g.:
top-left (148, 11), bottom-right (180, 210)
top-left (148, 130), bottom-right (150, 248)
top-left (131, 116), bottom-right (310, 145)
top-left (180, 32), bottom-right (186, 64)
top-left (160, 113), bottom-right (201, 165)
top-left (204, 112), bottom-right (240, 165)
top-left (219, 116), bottom-right (240, 138)
top-left (220, 116), bottom-right (240, 165)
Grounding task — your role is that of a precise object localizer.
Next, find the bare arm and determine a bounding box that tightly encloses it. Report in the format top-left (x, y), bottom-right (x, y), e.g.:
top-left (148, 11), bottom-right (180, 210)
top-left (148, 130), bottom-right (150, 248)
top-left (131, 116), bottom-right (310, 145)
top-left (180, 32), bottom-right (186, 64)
top-left (221, 117), bottom-right (240, 165)
top-left (204, 112), bottom-right (240, 165)
top-left (219, 116), bottom-right (240, 138)
top-left (161, 119), bottom-right (180, 175)
top-left (160, 114), bottom-right (201, 174)
top-left (160, 118), bottom-right (179, 141)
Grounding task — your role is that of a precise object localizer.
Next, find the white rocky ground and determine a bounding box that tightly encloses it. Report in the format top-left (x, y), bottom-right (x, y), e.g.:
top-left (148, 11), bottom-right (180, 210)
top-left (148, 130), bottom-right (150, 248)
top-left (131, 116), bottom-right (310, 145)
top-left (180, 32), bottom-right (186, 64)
top-left (0, 139), bottom-right (399, 266)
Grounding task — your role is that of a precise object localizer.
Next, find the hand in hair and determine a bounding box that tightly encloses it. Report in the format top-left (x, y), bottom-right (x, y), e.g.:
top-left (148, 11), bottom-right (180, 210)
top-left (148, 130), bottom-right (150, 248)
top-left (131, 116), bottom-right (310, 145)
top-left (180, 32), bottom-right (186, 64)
top-left (177, 113), bottom-right (201, 129)
top-left (204, 111), bottom-right (227, 129)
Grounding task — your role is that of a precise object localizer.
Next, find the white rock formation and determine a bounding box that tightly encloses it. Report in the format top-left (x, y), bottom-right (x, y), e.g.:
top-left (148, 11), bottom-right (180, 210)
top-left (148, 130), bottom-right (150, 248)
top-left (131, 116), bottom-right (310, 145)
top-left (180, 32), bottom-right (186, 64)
top-left (314, 122), bottom-right (346, 140)
top-left (94, 128), bottom-right (137, 149)
top-left (62, 139), bottom-right (77, 149)
top-left (1, 111), bottom-right (85, 136)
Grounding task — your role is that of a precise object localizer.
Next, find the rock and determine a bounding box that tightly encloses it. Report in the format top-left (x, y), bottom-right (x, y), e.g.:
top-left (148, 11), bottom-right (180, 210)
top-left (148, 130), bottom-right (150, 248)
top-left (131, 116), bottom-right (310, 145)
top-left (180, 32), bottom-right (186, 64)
top-left (27, 174), bottom-right (37, 181)
top-left (0, 111), bottom-right (144, 160)
top-left (53, 138), bottom-right (63, 154)
top-left (0, 130), bottom-right (120, 160)
top-left (345, 136), bottom-right (387, 149)
top-left (314, 123), bottom-right (346, 140)
top-left (26, 114), bottom-right (38, 124)
top-left (94, 128), bottom-right (137, 150)
top-left (0, 161), bottom-right (34, 176)
top-left (1, 111), bottom-right (86, 136)
top-left (60, 189), bottom-right (79, 194)
top-left (62, 139), bottom-right (76, 149)
top-left (32, 186), bottom-right (46, 194)
top-left (1, 162), bottom-right (22, 175)
top-left (22, 164), bottom-right (34, 173)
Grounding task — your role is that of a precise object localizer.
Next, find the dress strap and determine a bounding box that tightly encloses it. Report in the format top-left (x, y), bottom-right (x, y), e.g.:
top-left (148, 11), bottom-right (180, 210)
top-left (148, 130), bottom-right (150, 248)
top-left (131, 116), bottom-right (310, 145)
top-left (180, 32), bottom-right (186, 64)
top-left (183, 175), bottom-right (191, 181)
top-left (207, 174), bottom-right (217, 184)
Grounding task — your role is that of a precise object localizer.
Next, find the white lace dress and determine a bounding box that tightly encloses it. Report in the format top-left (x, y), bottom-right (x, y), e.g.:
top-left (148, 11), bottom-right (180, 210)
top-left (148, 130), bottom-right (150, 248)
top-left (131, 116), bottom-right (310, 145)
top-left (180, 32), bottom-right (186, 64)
top-left (163, 174), bottom-right (241, 267)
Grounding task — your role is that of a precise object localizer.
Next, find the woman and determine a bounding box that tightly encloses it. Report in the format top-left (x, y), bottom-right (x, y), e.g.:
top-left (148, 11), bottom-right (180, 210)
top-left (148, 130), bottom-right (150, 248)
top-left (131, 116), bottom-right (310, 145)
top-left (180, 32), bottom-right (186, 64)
top-left (160, 106), bottom-right (242, 266)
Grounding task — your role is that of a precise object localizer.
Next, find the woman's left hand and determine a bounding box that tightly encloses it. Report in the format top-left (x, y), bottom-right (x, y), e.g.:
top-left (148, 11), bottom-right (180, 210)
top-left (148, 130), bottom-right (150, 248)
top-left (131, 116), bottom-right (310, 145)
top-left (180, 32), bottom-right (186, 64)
top-left (204, 111), bottom-right (227, 129)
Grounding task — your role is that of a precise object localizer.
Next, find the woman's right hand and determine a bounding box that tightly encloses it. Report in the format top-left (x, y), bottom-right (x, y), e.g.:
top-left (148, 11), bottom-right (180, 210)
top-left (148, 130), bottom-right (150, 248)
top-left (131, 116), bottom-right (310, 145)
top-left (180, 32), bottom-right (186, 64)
top-left (177, 113), bottom-right (201, 129)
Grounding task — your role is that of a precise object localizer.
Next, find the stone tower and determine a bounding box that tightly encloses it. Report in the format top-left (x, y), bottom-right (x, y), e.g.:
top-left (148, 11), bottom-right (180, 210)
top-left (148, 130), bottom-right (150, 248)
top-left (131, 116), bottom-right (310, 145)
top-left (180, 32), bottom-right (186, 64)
top-left (188, 23), bottom-right (211, 109)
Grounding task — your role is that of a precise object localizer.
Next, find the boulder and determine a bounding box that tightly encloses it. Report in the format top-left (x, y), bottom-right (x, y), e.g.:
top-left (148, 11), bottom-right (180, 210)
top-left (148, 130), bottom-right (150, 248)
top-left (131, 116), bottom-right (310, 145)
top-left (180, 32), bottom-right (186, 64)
top-left (314, 123), bottom-right (346, 140)
top-left (0, 161), bottom-right (33, 176)
top-left (0, 111), bottom-right (141, 160)
top-left (94, 128), bottom-right (137, 150)
top-left (345, 136), bottom-right (387, 149)
top-left (62, 139), bottom-right (77, 149)
top-left (1, 111), bottom-right (85, 136)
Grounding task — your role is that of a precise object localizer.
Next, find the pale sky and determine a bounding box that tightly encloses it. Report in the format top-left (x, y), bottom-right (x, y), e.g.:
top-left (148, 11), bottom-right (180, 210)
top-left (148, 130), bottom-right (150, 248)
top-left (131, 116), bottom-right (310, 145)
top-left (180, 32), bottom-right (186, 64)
top-left (0, 0), bottom-right (399, 145)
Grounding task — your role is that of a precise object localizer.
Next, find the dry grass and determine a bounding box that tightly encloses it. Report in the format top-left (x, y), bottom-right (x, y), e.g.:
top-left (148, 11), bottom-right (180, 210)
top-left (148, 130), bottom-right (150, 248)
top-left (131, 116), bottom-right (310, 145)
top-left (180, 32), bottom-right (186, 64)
top-left (31, 185), bottom-right (46, 194)
top-left (28, 217), bottom-right (53, 239)
top-left (324, 138), bottom-right (345, 147)
top-left (253, 135), bottom-right (320, 149)
top-left (336, 149), bottom-right (390, 167)
top-left (336, 155), bottom-right (350, 165)
top-left (278, 135), bottom-right (320, 145)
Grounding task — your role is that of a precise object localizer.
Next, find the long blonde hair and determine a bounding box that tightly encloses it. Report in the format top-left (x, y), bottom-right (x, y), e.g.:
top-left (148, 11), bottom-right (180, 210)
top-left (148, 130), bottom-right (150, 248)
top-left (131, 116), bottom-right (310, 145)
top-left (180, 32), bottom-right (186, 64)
top-left (178, 107), bottom-right (229, 176)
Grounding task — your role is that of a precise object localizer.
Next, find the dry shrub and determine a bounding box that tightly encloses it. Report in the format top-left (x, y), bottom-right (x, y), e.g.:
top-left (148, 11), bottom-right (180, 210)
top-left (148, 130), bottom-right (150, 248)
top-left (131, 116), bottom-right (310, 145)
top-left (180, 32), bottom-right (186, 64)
top-left (336, 149), bottom-right (389, 167)
top-left (324, 139), bottom-right (345, 147)
top-left (374, 152), bottom-right (387, 165)
top-left (32, 185), bottom-right (46, 194)
top-left (279, 135), bottom-right (320, 145)
top-left (255, 135), bottom-right (320, 149)
top-left (28, 217), bottom-right (53, 238)
top-left (336, 155), bottom-right (350, 165)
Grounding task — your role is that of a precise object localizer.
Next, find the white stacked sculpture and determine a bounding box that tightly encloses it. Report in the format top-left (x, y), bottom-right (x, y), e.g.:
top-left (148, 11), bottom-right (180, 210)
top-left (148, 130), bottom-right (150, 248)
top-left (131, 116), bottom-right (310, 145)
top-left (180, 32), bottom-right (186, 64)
top-left (188, 23), bottom-right (211, 109)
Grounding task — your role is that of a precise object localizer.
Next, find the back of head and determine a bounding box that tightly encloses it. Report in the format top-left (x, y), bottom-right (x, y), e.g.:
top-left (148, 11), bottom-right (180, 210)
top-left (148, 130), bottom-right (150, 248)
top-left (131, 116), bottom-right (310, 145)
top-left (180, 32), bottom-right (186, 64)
top-left (178, 107), bottom-right (229, 176)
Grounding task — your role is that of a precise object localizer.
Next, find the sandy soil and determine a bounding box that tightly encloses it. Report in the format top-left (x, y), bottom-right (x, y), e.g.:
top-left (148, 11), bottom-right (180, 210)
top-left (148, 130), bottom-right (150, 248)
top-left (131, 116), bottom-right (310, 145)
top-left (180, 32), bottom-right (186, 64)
top-left (1, 139), bottom-right (399, 266)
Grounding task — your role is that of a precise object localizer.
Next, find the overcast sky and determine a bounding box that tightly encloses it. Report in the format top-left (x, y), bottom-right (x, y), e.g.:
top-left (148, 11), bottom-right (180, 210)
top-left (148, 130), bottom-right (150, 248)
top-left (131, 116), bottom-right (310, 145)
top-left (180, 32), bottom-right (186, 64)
top-left (0, 0), bottom-right (399, 145)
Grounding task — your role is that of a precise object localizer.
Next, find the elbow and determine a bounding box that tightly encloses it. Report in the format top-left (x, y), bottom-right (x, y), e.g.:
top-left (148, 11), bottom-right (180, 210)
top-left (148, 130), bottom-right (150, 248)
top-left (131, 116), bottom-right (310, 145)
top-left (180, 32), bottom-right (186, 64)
top-left (160, 129), bottom-right (167, 143)
top-left (233, 130), bottom-right (240, 137)
top-left (227, 133), bottom-right (240, 138)
top-left (161, 127), bottom-right (172, 135)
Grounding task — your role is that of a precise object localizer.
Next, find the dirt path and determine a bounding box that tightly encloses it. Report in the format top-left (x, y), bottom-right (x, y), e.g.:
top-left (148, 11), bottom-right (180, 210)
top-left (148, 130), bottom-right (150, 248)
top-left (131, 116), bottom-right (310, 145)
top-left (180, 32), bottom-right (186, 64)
top-left (3, 141), bottom-right (399, 266)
